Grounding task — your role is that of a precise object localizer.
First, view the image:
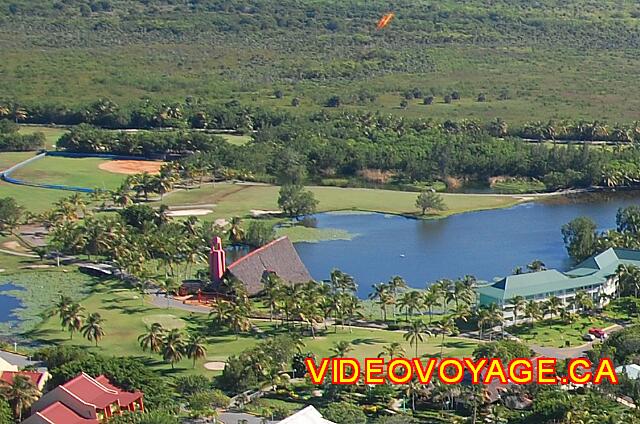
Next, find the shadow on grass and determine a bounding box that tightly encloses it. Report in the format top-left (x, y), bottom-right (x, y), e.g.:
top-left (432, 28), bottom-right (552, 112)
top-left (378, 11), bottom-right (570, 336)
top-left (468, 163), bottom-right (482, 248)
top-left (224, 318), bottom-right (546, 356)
top-left (350, 337), bottom-right (386, 346)
top-left (444, 340), bottom-right (476, 349)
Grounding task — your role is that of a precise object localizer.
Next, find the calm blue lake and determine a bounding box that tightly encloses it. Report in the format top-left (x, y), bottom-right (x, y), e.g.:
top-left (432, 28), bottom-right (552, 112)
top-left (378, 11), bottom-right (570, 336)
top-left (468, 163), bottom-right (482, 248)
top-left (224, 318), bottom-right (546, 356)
top-left (294, 192), bottom-right (640, 297)
top-left (0, 283), bottom-right (24, 324)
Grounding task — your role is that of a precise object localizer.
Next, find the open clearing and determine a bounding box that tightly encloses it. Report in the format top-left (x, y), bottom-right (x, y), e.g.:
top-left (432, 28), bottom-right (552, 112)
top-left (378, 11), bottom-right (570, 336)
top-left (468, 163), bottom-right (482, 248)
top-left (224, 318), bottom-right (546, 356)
top-left (10, 156), bottom-right (127, 190)
top-left (221, 133), bottom-right (252, 146)
top-left (98, 160), bottom-right (164, 175)
top-left (18, 126), bottom-right (68, 150)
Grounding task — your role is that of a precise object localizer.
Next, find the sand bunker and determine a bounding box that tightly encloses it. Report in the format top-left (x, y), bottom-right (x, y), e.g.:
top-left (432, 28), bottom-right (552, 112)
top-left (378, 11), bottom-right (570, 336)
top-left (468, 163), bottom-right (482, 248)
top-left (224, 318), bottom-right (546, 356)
top-left (203, 361), bottom-right (226, 371)
top-left (2, 241), bottom-right (28, 252)
top-left (99, 160), bottom-right (164, 175)
top-left (166, 209), bottom-right (213, 217)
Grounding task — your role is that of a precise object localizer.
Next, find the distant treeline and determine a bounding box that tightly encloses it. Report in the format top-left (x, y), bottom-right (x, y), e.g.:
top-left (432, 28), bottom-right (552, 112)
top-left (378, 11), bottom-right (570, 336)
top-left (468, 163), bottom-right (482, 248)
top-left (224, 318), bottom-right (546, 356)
top-left (0, 99), bottom-right (287, 131)
top-left (57, 125), bottom-right (228, 156)
top-left (5, 98), bottom-right (640, 144)
top-left (25, 105), bottom-right (640, 190)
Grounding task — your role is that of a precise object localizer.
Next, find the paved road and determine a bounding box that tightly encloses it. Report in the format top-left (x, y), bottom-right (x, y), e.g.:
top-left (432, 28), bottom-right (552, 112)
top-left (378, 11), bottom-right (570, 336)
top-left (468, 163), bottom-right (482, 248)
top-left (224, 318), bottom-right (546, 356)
top-left (0, 350), bottom-right (39, 368)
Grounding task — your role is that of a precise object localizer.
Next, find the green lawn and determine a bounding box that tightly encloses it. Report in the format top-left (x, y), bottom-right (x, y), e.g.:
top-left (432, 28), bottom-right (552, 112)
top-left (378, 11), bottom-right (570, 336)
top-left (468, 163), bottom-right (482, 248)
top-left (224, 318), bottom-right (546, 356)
top-left (509, 316), bottom-right (615, 348)
top-left (29, 276), bottom-right (477, 377)
top-left (221, 134), bottom-right (252, 146)
top-left (0, 180), bottom-right (71, 212)
top-left (10, 156), bottom-right (127, 191)
top-left (0, 152), bottom-right (37, 171)
top-left (18, 126), bottom-right (68, 150)
top-left (159, 183), bottom-right (523, 220)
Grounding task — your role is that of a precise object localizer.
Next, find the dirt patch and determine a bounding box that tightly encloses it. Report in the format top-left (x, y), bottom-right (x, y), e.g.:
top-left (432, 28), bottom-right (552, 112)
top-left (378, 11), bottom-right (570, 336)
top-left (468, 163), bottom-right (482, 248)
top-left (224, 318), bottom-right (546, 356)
top-left (98, 160), bottom-right (164, 175)
top-left (203, 361), bottom-right (226, 371)
top-left (2, 241), bottom-right (28, 252)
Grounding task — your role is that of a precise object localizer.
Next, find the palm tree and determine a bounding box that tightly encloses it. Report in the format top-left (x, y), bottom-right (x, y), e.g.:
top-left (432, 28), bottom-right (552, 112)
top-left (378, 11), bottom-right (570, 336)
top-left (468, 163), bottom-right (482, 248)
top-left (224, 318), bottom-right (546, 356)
top-left (0, 374), bottom-right (41, 421)
top-left (185, 334), bottom-right (207, 368)
top-left (61, 302), bottom-right (85, 340)
top-left (434, 317), bottom-right (456, 358)
top-left (330, 341), bottom-right (353, 358)
top-left (616, 264), bottom-right (640, 297)
top-left (377, 342), bottom-right (406, 359)
top-left (53, 294), bottom-right (73, 324)
top-left (507, 296), bottom-right (526, 326)
top-left (398, 291), bottom-right (423, 321)
top-left (527, 260), bottom-right (546, 272)
top-left (404, 320), bottom-right (431, 357)
top-left (422, 290), bottom-right (438, 324)
top-left (228, 217), bottom-right (245, 244)
top-left (448, 280), bottom-right (473, 309)
top-left (388, 276), bottom-right (408, 320)
top-left (524, 300), bottom-right (542, 326)
top-left (162, 329), bottom-right (185, 369)
top-left (545, 296), bottom-right (563, 321)
top-left (369, 283), bottom-right (392, 322)
top-left (573, 290), bottom-right (594, 314)
top-left (404, 379), bottom-right (422, 411)
top-left (262, 271), bottom-right (282, 322)
top-left (138, 322), bottom-right (165, 353)
top-left (330, 269), bottom-right (357, 293)
top-left (81, 312), bottom-right (105, 346)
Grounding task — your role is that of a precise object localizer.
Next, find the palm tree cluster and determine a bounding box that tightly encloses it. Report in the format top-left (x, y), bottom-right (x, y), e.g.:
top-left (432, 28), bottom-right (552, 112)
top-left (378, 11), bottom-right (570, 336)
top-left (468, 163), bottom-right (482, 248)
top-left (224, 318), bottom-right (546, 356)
top-left (257, 269), bottom-right (363, 337)
top-left (369, 276), bottom-right (476, 325)
top-left (517, 119), bottom-right (640, 143)
top-left (209, 292), bottom-right (253, 339)
top-left (53, 295), bottom-right (105, 345)
top-left (138, 323), bottom-right (207, 369)
top-left (504, 289), bottom-right (596, 333)
top-left (45, 200), bottom-right (210, 285)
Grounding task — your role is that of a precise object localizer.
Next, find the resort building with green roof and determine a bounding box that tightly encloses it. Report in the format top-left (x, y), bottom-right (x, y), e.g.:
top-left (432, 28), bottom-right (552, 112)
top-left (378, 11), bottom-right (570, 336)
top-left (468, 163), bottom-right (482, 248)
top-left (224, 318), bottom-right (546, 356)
top-left (477, 248), bottom-right (640, 323)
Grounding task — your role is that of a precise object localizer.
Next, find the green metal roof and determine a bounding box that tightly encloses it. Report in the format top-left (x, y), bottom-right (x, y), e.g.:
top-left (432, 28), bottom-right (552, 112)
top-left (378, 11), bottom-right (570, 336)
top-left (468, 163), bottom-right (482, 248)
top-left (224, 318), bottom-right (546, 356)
top-left (477, 248), bottom-right (640, 302)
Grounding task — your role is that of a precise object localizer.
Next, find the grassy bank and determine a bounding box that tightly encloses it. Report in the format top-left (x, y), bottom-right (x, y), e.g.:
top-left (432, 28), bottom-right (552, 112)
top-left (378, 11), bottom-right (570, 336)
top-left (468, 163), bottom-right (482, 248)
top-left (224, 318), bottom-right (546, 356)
top-left (159, 183), bottom-right (523, 221)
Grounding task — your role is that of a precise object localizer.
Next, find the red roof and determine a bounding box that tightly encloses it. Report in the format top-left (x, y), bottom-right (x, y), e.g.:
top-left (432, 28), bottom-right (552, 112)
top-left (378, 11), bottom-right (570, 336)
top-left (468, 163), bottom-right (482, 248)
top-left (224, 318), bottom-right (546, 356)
top-left (35, 402), bottom-right (98, 424)
top-left (0, 371), bottom-right (46, 388)
top-left (94, 375), bottom-right (142, 406)
top-left (61, 373), bottom-right (119, 409)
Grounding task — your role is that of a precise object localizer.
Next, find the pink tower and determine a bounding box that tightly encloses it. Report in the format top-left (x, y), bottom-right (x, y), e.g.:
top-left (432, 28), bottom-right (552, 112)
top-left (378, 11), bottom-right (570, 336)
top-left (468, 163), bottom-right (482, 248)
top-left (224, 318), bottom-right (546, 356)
top-left (209, 236), bottom-right (226, 283)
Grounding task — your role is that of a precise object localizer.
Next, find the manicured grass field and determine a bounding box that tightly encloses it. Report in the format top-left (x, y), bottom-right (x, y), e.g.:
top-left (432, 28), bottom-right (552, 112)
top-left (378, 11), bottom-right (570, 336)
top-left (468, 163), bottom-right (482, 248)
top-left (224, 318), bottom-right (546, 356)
top-left (10, 156), bottom-right (126, 191)
top-left (159, 183), bottom-right (523, 220)
top-left (29, 277), bottom-right (477, 377)
top-left (18, 126), bottom-right (68, 150)
top-left (0, 180), bottom-right (71, 212)
top-left (509, 316), bottom-right (615, 348)
top-left (0, 152), bottom-right (36, 171)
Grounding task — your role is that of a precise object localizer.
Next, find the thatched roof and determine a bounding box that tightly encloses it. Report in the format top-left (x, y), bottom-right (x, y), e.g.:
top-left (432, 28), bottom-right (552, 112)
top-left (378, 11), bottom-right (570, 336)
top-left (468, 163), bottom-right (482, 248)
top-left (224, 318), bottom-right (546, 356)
top-left (227, 236), bottom-right (312, 296)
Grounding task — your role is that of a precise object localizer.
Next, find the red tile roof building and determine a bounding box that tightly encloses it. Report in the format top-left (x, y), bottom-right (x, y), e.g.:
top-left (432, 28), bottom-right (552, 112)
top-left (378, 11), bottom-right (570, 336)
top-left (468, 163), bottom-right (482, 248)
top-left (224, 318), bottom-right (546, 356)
top-left (23, 373), bottom-right (143, 424)
top-left (0, 370), bottom-right (49, 391)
